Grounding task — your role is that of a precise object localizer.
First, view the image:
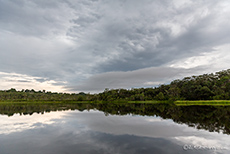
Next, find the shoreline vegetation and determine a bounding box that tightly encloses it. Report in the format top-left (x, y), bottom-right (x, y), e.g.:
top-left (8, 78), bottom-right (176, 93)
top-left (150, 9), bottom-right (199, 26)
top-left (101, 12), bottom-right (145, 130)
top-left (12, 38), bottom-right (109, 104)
top-left (1, 69), bottom-right (230, 105)
top-left (1, 100), bottom-right (230, 106)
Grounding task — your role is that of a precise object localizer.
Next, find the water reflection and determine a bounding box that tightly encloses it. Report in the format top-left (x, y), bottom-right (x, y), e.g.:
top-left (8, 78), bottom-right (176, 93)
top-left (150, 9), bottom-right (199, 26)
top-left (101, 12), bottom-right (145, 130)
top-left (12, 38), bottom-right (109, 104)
top-left (1, 103), bottom-right (230, 135)
top-left (0, 111), bottom-right (67, 134)
top-left (0, 103), bottom-right (230, 154)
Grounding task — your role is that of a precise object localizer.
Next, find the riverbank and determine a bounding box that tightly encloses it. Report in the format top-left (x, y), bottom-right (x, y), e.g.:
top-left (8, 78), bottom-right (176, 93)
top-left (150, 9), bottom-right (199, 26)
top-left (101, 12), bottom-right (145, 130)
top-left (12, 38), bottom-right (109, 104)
top-left (175, 100), bottom-right (230, 106)
top-left (1, 100), bottom-right (230, 106)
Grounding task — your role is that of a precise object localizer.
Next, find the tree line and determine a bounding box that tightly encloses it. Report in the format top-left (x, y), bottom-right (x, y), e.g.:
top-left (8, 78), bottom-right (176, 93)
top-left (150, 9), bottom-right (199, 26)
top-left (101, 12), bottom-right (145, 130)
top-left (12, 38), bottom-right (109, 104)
top-left (0, 89), bottom-right (93, 101)
top-left (1, 69), bottom-right (230, 101)
top-left (95, 69), bottom-right (230, 101)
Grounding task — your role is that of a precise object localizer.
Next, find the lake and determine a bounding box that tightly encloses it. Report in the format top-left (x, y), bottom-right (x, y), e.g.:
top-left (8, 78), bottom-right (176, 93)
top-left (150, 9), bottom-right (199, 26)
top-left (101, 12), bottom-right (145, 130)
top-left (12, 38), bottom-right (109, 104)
top-left (0, 103), bottom-right (229, 154)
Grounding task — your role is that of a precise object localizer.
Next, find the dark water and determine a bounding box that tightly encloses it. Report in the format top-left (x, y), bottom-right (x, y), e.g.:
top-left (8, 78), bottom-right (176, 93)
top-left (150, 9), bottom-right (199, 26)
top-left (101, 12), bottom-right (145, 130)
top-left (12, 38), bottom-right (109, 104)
top-left (0, 103), bottom-right (229, 154)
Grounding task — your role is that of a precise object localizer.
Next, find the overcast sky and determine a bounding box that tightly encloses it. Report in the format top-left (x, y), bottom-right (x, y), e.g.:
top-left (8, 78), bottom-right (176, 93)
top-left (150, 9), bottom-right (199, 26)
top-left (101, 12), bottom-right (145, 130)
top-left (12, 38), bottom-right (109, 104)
top-left (1, 0), bottom-right (230, 93)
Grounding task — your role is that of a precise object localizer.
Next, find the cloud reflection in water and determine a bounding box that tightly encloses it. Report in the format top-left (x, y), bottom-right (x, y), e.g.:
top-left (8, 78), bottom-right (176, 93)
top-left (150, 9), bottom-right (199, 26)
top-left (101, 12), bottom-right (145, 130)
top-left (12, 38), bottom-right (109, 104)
top-left (0, 110), bottom-right (229, 154)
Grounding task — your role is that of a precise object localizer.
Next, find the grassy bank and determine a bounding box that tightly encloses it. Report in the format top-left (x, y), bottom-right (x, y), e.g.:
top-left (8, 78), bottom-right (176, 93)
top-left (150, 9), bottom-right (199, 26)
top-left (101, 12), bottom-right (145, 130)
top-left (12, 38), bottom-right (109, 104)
top-left (1, 100), bottom-right (230, 106)
top-left (0, 100), bottom-right (170, 103)
top-left (0, 100), bottom-right (93, 105)
top-left (175, 100), bottom-right (230, 106)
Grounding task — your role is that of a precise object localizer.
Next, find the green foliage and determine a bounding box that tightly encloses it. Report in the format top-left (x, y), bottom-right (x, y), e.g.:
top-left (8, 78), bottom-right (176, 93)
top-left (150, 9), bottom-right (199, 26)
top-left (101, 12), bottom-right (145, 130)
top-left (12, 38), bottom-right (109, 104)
top-left (155, 92), bottom-right (165, 100)
top-left (1, 69), bottom-right (230, 101)
top-left (0, 90), bottom-right (94, 101)
top-left (95, 69), bottom-right (230, 101)
top-left (175, 100), bottom-right (230, 106)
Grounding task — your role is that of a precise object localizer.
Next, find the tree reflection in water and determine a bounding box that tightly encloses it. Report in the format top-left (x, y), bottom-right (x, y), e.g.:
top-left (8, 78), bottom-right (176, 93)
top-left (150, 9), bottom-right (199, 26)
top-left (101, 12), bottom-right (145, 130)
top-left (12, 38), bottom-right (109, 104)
top-left (0, 102), bottom-right (230, 135)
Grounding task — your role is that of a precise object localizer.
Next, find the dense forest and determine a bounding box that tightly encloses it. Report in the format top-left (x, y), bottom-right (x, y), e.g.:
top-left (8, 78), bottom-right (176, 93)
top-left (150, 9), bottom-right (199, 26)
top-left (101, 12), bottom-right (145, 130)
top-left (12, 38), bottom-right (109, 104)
top-left (1, 69), bottom-right (230, 101)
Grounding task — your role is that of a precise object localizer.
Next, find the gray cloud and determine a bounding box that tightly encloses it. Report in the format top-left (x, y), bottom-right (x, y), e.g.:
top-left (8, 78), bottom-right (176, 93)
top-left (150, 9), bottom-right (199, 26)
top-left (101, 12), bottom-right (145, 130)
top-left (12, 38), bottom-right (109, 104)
top-left (93, 0), bottom-right (230, 72)
top-left (68, 66), bottom-right (208, 93)
top-left (1, 0), bottom-right (230, 92)
top-left (0, 0), bottom-right (72, 37)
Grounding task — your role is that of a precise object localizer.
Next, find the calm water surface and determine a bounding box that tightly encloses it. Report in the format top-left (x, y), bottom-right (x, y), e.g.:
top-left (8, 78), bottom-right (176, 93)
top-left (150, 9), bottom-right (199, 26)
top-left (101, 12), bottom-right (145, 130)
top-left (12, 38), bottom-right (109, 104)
top-left (0, 103), bottom-right (229, 154)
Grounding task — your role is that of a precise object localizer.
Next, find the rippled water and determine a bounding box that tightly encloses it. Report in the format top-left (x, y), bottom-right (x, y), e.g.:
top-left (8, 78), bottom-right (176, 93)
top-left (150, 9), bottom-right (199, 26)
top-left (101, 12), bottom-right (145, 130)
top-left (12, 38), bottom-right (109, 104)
top-left (0, 103), bottom-right (229, 154)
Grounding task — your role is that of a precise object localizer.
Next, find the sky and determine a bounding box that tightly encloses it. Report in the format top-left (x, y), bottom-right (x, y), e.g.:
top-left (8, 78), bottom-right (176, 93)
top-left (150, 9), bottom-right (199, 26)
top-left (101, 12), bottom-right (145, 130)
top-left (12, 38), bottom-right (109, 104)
top-left (1, 0), bottom-right (230, 93)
